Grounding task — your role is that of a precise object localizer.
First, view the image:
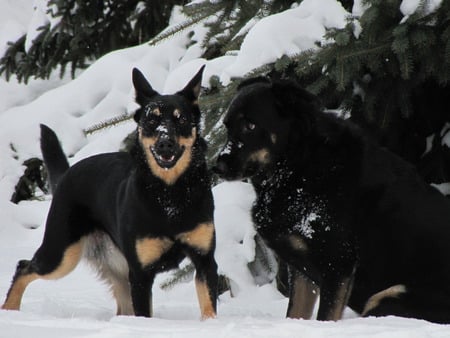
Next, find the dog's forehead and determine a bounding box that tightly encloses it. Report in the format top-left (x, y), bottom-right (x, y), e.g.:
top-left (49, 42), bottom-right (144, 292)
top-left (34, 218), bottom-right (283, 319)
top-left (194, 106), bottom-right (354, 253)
top-left (225, 84), bottom-right (275, 124)
top-left (144, 95), bottom-right (189, 116)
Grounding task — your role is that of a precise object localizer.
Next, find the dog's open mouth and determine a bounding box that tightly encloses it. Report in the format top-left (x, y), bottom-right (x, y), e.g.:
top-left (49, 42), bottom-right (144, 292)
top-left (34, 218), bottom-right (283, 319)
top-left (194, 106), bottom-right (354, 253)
top-left (151, 146), bottom-right (185, 169)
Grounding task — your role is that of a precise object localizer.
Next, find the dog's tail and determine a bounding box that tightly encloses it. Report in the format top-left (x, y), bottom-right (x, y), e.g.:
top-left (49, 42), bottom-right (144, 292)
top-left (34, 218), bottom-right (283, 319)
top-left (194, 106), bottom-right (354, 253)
top-left (40, 124), bottom-right (70, 193)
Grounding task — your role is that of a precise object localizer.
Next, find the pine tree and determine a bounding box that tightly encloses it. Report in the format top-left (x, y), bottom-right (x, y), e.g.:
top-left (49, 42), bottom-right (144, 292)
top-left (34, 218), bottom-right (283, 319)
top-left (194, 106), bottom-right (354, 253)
top-left (299, 0), bottom-right (450, 182)
top-left (199, 0), bottom-right (450, 183)
top-left (0, 0), bottom-right (187, 83)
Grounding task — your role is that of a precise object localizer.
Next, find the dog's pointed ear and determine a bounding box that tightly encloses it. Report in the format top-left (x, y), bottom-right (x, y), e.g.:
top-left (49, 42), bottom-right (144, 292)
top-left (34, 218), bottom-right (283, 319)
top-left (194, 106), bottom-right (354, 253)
top-left (132, 68), bottom-right (159, 123)
top-left (132, 68), bottom-right (159, 105)
top-left (178, 65), bottom-right (205, 104)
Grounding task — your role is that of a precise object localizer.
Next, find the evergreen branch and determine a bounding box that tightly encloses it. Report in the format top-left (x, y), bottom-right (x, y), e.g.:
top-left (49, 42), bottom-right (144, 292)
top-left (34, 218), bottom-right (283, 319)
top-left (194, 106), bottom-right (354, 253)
top-left (159, 263), bottom-right (195, 290)
top-left (338, 42), bottom-right (392, 61)
top-left (83, 112), bottom-right (133, 135)
top-left (149, 2), bottom-right (224, 46)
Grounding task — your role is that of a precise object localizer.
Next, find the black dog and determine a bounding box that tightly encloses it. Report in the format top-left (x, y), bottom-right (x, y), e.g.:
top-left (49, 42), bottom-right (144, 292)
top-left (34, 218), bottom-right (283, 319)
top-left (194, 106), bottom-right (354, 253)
top-left (2, 67), bottom-right (218, 319)
top-left (214, 77), bottom-right (450, 323)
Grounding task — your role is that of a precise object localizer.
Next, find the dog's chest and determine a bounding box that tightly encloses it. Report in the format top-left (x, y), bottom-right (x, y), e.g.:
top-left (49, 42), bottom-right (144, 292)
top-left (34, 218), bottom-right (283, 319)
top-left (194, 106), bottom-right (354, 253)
top-left (155, 187), bottom-right (191, 221)
top-left (253, 171), bottom-right (333, 242)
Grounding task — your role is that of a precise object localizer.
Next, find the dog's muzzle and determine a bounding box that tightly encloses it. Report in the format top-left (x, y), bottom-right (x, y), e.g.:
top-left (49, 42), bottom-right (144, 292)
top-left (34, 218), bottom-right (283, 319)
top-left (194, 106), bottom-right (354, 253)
top-left (151, 136), bottom-right (184, 169)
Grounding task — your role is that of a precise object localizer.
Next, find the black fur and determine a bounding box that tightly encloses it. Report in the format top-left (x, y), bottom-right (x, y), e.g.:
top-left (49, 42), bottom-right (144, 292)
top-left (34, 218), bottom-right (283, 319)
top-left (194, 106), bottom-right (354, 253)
top-left (40, 124), bottom-right (70, 193)
top-left (215, 77), bottom-right (450, 323)
top-left (2, 67), bottom-right (218, 319)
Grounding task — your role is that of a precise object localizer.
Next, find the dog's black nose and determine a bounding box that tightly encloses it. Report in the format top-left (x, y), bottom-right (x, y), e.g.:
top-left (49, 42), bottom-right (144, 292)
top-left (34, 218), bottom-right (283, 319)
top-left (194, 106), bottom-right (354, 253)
top-left (156, 139), bottom-right (176, 153)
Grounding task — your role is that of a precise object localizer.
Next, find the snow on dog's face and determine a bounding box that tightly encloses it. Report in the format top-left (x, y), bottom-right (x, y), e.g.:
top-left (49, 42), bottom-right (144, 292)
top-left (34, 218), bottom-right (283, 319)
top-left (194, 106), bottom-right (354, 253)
top-left (214, 77), bottom-right (319, 181)
top-left (132, 67), bottom-right (204, 185)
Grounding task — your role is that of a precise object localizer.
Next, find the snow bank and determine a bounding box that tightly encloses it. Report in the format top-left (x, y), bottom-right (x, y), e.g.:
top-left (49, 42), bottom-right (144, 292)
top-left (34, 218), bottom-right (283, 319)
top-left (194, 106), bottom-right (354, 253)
top-left (220, 0), bottom-right (349, 84)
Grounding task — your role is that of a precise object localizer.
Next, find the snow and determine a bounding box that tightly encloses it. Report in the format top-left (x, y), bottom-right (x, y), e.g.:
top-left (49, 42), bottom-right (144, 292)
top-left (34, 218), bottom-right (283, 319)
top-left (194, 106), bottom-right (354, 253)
top-left (220, 0), bottom-right (349, 84)
top-left (1, 0), bottom-right (450, 336)
top-left (400, 0), bottom-right (443, 22)
top-left (400, 0), bottom-right (443, 17)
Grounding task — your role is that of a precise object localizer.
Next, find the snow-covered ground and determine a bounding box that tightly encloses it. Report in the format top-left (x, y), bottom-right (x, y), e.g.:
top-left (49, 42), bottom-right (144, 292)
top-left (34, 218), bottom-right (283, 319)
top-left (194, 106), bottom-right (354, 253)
top-left (1, 0), bottom-right (449, 337)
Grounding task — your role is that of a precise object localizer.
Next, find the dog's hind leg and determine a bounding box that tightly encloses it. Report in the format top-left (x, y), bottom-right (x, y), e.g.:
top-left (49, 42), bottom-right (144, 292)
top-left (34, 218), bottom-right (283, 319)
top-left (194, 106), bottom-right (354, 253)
top-left (83, 232), bottom-right (134, 316)
top-left (2, 240), bottom-right (84, 310)
top-left (362, 285), bottom-right (450, 323)
top-left (111, 277), bottom-right (134, 316)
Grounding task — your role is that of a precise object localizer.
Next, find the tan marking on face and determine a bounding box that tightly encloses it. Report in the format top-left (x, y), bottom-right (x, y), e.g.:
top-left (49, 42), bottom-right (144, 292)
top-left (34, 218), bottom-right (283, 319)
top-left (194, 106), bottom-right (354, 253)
top-left (288, 235), bottom-right (308, 252)
top-left (195, 278), bottom-right (216, 319)
top-left (177, 222), bottom-right (215, 253)
top-left (135, 237), bottom-right (173, 268)
top-left (138, 127), bottom-right (197, 185)
top-left (287, 273), bottom-right (319, 319)
top-left (173, 109), bottom-right (181, 119)
top-left (271, 133), bottom-right (277, 144)
top-left (151, 107), bottom-right (161, 116)
top-left (1, 241), bottom-right (83, 310)
top-left (249, 148), bottom-right (270, 164)
top-left (362, 284), bottom-right (407, 316)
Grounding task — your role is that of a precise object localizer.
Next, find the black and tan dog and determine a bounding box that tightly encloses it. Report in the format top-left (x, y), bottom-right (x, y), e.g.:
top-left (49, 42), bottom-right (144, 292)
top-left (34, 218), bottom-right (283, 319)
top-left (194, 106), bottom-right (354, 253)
top-left (214, 77), bottom-right (450, 323)
top-left (2, 67), bottom-right (218, 319)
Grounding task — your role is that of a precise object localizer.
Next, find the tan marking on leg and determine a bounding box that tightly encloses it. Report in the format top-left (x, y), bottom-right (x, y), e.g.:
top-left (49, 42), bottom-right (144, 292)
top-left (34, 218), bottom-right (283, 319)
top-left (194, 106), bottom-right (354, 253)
top-left (42, 242), bottom-right (84, 280)
top-left (135, 237), bottom-right (173, 268)
top-left (177, 222), bottom-right (215, 253)
top-left (362, 284), bottom-right (407, 316)
top-left (2, 241), bottom-right (83, 310)
top-left (1, 273), bottom-right (39, 310)
top-left (139, 128), bottom-right (196, 185)
top-left (287, 274), bottom-right (319, 319)
top-left (195, 278), bottom-right (216, 320)
top-left (326, 276), bottom-right (354, 321)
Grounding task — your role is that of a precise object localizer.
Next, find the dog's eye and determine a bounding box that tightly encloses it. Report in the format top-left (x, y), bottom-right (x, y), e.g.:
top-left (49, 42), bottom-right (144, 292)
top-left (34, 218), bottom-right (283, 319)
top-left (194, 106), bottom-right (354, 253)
top-left (145, 117), bottom-right (158, 126)
top-left (246, 122), bottom-right (256, 131)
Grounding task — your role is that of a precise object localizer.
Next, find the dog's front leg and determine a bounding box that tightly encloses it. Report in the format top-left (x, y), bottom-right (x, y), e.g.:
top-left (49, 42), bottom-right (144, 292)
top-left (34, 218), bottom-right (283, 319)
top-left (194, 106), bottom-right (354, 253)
top-left (178, 222), bottom-right (218, 319)
top-left (286, 267), bottom-right (319, 319)
top-left (189, 249), bottom-right (218, 319)
top-left (316, 269), bottom-right (355, 321)
top-left (129, 269), bottom-right (155, 317)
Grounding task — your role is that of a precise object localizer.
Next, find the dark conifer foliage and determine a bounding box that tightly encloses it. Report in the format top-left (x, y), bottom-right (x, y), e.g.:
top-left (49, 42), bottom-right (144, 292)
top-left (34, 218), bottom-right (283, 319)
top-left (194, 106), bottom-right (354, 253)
top-left (0, 0), bottom-right (188, 83)
top-left (198, 0), bottom-right (450, 183)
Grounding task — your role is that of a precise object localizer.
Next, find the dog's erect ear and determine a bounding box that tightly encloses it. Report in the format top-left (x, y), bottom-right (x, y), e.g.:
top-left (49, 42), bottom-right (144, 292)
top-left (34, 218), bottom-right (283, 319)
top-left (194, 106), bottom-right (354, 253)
top-left (132, 68), bottom-right (159, 123)
top-left (132, 68), bottom-right (159, 105)
top-left (271, 79), bottom-right (321, 136)
top-left (178, 65), bottom-right (205, 104)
